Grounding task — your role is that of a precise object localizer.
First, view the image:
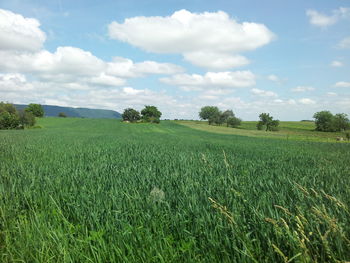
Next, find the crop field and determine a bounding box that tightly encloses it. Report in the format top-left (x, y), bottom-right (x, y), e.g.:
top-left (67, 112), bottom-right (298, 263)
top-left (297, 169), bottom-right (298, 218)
top-left (177, 120), bottom-right (349, 142)
top-left (1, 118), bottom-right (350, 262)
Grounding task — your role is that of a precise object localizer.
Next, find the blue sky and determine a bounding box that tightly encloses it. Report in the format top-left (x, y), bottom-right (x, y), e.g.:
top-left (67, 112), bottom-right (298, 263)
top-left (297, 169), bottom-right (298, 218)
top-left (0, 0), bottom-right (349, 120)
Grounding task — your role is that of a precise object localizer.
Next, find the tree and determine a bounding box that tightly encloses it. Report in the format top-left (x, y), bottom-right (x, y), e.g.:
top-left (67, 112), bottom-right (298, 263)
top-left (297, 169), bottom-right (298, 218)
top-left (18, 110), bottom-right (36, 127)
top-left (227, 116), bottom-right (241, 128)
top-left (199, 106), bottom-right (220, 125)
top-left (141, 106), bottom-right (162, 123)
top-left (25, 103), bottom-right (44, 117)
top-left (313, 111), bottom-right (335, 132)
top-left (58, 112), bottom-right (67, 118)
top-left (122, 108), bottom-right (140, 122)
top-left (220, 110), bottom-right (234, 125)
top-left (257, 113), bottom-right (279, 131)
top-left (333, 113), bottom-right (350, 131)
top-left (0, 102), bottom-right (36, 129)
top-left (0, 102), bottom-right (20, 129)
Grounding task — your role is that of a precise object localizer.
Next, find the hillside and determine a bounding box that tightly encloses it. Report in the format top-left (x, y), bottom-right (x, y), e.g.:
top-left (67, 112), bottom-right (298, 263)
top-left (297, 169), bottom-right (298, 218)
top-left (15, 104), bottom-right (121, 119)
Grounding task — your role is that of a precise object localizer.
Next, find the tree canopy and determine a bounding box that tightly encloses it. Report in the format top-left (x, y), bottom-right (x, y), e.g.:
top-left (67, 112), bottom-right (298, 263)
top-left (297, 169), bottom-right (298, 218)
top-left (199, 106), bottom-right (221, 125)
top-left (141, 106), bottom-right (162, 123)
top-left (313, 111), bottom-right (349, 132)
top-left (0, 102), bottom-right (36, 129)
top-left (199, 106), bottom-right (242, 127)
top-left (25, 103), bottom-right (44, 117)
top-left (257, 113), bottom-right (279, 131)
top-left (122, 108), bottom-right (141, 122)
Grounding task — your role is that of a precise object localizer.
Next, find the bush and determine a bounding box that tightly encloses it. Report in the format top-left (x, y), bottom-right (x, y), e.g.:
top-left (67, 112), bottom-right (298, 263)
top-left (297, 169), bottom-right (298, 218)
top-left (226, 116), bottom-right (241, 128)
top-left (58, 112), bottom-right (67, 118)
top-left (0, 102), bottom-right (36, 129)
top-left (18, 110), bottom-right (36, 127)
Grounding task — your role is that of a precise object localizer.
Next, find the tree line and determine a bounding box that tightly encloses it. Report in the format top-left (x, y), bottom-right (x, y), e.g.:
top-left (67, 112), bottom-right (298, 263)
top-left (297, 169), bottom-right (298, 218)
top-left (199, 106), bottom-right (350, 133)
top-left (122, 106), bottom-right (162, 123)
top-left (0, 102), bottom-right (43, 129)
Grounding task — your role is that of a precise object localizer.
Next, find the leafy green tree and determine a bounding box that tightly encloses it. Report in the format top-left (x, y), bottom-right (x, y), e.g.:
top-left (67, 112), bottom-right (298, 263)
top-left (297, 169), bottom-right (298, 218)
top-left (199, 106), bottom-right (221, 125)
top-left (220, 110), bottom-right (234, 124)
top-left (226, 116), bottom-right (241, 128)
top-left (313, 111), bottom-right (335, 132)
top-left (18, 110), bottom-right (36, 127)
top-left (122, 108), bottom-right (141, 122)
top-left (257, 113), bottom-right (279, 131)
top-left (333, 113), bottom-right (350, 131)
top-left (0, 102), bottom-right (20, 129)
top-left (25, 103), bottom-right (44, 117)
top-left (58, 112), bottom-right (67, 118)
top-left (141, 106), bottom-right (162, 123)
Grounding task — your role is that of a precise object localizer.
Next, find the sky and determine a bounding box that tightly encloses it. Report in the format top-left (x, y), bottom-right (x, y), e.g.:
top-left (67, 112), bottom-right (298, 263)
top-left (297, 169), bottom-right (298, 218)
top-left (0, 0), bottom-right (349, 120)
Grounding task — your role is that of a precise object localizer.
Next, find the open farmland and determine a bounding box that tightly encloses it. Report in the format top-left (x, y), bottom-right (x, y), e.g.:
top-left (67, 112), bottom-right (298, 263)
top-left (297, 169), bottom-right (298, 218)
top-left (1, 118), bottom-right (350, 262)
top-left (177, 120), bottom-right (349, 143)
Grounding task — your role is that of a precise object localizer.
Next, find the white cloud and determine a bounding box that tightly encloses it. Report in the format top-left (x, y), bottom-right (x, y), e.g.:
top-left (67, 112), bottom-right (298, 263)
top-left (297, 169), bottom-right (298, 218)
top-left (326, 92), bottom-right (337, 96)
top-left (306, 7), bottom-right (350, 27)
top-left (291, 86), bottom-right (315, 92)
top-left (183, 52), bottom-right (250, 70)
top-left (298, 98), bottom-right (316, 105)
top-left (330, 60), bottom-right (343, 67)
top-left (251, 88), bottom-right (278, 97)
top-left (108, 9), bottom-right (275, 69)
top-left (160, 71), bottom-right (256, 88)
top-left (337, 37), bottom-right (350, 49)
top-left (267, 74), bottom-right (279, 82)
top-left (334, 81), bottom-right (350, 88)
top-left (0, 9), bottom-right (46, 51)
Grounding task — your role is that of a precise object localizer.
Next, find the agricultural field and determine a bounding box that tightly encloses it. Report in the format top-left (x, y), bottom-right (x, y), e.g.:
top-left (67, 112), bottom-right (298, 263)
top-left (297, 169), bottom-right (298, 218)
top-left (177, 120), bottom-right (349, 143)
top-left (1, 118), bottom-right (350, 262)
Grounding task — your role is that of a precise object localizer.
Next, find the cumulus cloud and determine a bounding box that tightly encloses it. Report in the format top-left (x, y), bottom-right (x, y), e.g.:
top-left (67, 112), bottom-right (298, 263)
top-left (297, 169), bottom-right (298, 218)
top-left (108, 9), bottom-right (275, 69)
top-left (298, 98), bottom-right (316, 105)
top-left (337, 37), bottom-right (350, 49)
top-left (291, 86), bottom-right (315, 92)
top-left (334, 81), bottom-right (350, 88)
top-left (330, 60), bottom-right (343, 67)
top-left (251, 88), bottom-right (278, 97)
top-left (306, 7), bottom-right (350, 27)
top-left (160, 71), bottom-right (256, 89)
top-left (0, 9), bottom-right (46, 51)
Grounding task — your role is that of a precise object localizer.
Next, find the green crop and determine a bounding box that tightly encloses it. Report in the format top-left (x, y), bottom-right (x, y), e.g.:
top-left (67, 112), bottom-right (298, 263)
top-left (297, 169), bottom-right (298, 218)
top-left (1, 118), bottom-right (349, 262)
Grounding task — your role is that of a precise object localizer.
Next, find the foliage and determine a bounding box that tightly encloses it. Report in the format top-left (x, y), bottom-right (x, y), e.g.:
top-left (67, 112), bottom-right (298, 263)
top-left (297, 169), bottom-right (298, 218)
top-left (257, 113), bottom-right (280, 131)
top-left (0, 102), bottom-right (37, 129)
top-left (345, 132), bottom-right (350, 141)
top-left (58, 112), bottom-right (67, 118)
top-left (18, 110), bottom-right (36, 127)
top-left (220, 110), bottom-right (234, 124)
top-left (0, 102), bottom-right (20, 129)
top-left (199, 106), bottom-right (220, 125)
top-left (199, 107), bottom-right (242, 127)
top-left (0, 118), bottom-right (349, 262)
top-left (141, 105), bottom-right (162, 123)
top-left (122, 108), bottom-right (141, 122)
top-left (226, 116), bottom-right (241, 128)
top-left (25, 103), bottom-right (44, 117)
top-left (313, 111), bottom-right (350, 132)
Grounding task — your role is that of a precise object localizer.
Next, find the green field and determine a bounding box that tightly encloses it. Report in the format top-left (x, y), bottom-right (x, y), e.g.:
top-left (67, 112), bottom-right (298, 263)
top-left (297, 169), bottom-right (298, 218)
top-left (177, 120), bottom-right (349, 143)
top-left (1, 118), bottom-right (350, 262)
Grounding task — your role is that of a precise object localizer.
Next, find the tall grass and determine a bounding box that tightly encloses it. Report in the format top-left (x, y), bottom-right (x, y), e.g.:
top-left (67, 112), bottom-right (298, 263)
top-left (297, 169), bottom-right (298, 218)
top-left (0, 118), bottom-right (349, 262)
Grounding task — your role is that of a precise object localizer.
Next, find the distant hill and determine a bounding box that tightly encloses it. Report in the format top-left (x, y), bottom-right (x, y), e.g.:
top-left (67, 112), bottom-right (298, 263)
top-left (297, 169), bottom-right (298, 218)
top-left (15, 104), bottom-right (121, 119)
